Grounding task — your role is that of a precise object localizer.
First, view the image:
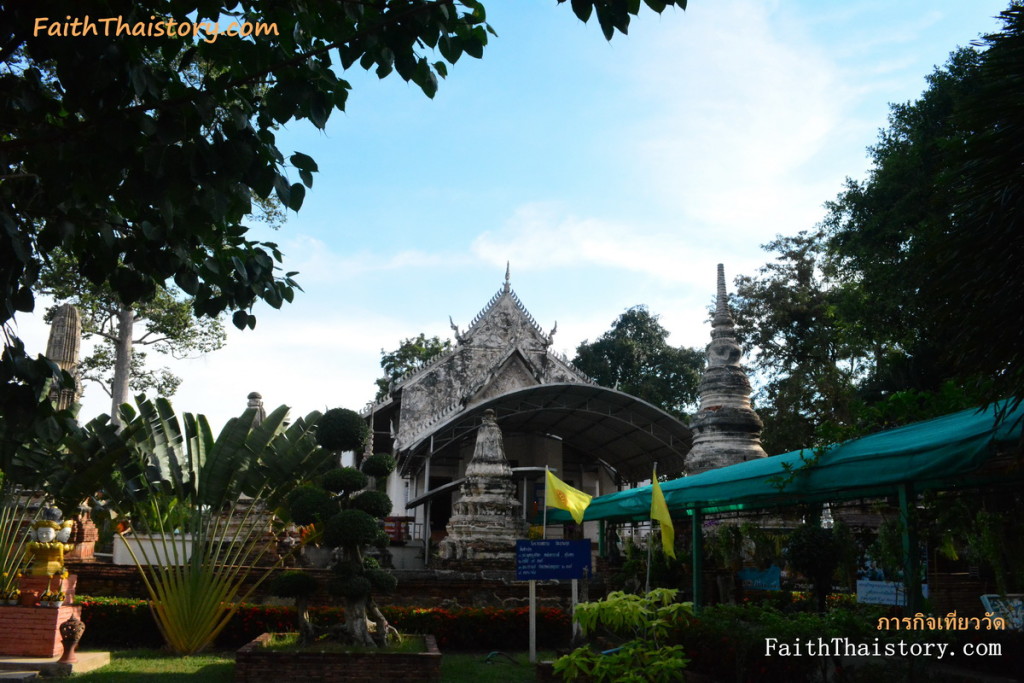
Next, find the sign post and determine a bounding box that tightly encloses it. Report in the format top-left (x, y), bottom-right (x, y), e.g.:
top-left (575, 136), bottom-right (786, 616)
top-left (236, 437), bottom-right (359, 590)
top-left (516, 540), bottom-right (591, 663)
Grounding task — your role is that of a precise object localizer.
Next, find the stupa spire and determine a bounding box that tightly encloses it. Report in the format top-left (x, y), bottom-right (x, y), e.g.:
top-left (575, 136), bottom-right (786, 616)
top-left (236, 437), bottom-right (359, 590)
top-left (44, 303), bottom-right (82, 411)
top-left (686, 265), bottom-right (766, 474)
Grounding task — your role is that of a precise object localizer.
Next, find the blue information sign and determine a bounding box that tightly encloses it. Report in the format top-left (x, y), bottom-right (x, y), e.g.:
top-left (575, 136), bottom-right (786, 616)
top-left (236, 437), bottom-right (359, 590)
top-left (516, 540), bottom-right (591, 581)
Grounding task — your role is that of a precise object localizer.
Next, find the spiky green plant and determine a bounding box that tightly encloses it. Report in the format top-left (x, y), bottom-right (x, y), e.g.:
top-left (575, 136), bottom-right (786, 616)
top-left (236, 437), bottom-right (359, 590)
top-left (110, 396), bottom-right (330, 654)
top-left (0, 480), bottom-right (40, 599)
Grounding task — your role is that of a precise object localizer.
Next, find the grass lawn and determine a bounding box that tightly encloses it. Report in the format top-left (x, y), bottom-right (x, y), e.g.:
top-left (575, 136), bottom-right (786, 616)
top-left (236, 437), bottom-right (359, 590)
top-left (70, 648), bottom-right (557, 681)
top-left (72, 650), bottom-right (234, 681)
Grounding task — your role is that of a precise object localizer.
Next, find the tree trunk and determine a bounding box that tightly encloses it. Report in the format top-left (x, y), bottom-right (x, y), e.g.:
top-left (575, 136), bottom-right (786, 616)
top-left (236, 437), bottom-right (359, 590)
top-left (367, 598), bottom-right (398, 647)
top-left (344, 596), bottom-right (375, 647)
top-left (109, 304), bottom-right (134, 425)
top-left (296, 595), bottom-right (315, 645)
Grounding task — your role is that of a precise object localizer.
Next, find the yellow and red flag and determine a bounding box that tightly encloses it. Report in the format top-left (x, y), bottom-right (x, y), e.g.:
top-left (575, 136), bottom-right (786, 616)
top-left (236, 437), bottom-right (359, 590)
top-left (651, 468), bottom-right (675, 559)
top-left (545, 469), bottom-right (592, 525)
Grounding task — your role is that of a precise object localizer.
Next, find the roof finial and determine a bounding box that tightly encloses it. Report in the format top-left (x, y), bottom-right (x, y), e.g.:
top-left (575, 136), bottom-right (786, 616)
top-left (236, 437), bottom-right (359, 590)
top-left (503, 261), bottom-right (511, 293)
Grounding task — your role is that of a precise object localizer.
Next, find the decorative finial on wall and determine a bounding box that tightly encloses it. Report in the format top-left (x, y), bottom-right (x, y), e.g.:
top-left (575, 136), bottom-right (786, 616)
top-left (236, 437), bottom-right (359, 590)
top-left (504, 261), bottom-right (511, 293)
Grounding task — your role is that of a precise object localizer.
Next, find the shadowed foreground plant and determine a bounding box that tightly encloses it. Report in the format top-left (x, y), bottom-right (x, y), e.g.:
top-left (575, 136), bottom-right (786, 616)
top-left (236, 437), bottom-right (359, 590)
top-left (0, 479), bottom-right (41, 599)
top-left (554, 589), bottom-right (692, 683)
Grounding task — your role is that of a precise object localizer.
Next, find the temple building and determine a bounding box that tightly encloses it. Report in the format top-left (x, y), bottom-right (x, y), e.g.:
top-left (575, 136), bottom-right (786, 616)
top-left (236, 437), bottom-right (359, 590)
top-left (365, 268), bottom-right (694, 567)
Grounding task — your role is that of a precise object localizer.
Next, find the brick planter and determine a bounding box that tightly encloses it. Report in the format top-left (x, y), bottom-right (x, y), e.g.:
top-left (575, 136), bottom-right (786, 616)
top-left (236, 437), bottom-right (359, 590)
top-left (0, 604), bottom-right (83, 657)
top-left (235, 633), bottom-right (442, 683)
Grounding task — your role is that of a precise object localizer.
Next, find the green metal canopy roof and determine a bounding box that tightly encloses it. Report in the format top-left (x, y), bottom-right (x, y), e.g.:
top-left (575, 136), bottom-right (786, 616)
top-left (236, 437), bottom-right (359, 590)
top-left (546, 400), bottom-right (1024, 523)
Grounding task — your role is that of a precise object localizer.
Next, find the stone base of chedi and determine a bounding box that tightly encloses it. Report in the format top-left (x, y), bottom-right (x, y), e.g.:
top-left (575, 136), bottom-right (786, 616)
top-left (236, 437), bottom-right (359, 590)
top-left (438, 410), bottom-right (528, 569)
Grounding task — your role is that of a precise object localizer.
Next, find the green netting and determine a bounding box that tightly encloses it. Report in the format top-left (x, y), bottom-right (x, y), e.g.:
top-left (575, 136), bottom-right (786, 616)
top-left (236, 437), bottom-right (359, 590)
top-left (546, 400), bottom-right (1024, 523)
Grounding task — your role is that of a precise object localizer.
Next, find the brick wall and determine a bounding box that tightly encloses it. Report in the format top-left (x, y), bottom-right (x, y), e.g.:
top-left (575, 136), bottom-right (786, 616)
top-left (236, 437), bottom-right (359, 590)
top-left (0, 604), bottom-right (81, 657)
top-left (234, 633), bottom-right (441, 683)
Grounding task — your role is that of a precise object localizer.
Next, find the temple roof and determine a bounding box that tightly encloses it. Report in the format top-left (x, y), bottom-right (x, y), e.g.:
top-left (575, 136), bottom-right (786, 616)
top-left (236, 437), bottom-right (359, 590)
top-left (366, 268), bottom-right (592, 452)
top-left (392, 383), bottom-right (693, 483)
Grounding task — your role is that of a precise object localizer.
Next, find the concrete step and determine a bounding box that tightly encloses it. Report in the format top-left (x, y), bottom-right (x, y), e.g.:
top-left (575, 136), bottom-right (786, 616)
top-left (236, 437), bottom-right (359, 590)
top-left (0, 672), bottom-right (37, 681)
top-left (0, 652), bottom-right (109, 677)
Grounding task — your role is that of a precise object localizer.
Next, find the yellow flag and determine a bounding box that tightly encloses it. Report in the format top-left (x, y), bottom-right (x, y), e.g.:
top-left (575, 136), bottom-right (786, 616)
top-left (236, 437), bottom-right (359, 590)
top-left (545, 469), bottom-right (592, 525)
top-left (651, 469), bottom-right (675, 559)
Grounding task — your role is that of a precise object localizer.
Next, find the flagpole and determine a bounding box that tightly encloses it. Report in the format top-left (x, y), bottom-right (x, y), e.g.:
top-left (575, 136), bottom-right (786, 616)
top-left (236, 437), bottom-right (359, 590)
top-left (646, 463), bottom-right (657, 595)
top-left (543, 466), bottom-right (548, 540)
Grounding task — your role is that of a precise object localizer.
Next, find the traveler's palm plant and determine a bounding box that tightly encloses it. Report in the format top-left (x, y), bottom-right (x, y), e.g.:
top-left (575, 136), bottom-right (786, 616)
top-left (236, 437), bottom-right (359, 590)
top-left (112, 396), bottom-right (329, 654)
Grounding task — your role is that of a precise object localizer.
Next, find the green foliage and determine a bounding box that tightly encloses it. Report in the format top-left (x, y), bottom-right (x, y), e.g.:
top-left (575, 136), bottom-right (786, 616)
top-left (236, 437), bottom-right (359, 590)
top-left (555, 589), bottom-right (693, 683)
top-left (278, 405), bottom-right (396, 647)
top-left (680, 603), bottom-right (837, 683)
top-left (270, 570), bottom-right (319, 599)
top-left (39, 250), bottom-right (226, 408)
top-left (607, 534), bottom-right (687, 594)
top-left (286, 485), bottom-right (337, 526)
top-left (573, 306), bottom-right (703, 418)
top-left (555, 641), bottom-right (689, 683)
top-left (324, 509), bottom-right (381, 547)
top-left (351, 490), bottom-right (392, 519)
top-left (375, 334), bottom-right (452, 400)
top-left (362, 453), bottom-right (397, 480)
top-left (705, 522), bottom-right (743, 572)
top-left (95, 396), bottom-right (327, 654)
top-left (732, 9), bottom-right (1024, 449)
top-left (317, 409), bottom-right (369, 453)
top-left (2, 0), bottom-right (689, 485)
top-left (365, 567), bottom-right (398, 594)
top-left (321, 467), bottom-right (368, 495)
top-left (786, 522), bottom-right (842, 612)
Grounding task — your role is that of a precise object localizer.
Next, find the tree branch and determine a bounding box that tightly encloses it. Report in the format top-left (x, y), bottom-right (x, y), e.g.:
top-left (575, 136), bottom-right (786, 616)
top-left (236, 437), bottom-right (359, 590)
top-left (0, 0), bottom-right (460, 155)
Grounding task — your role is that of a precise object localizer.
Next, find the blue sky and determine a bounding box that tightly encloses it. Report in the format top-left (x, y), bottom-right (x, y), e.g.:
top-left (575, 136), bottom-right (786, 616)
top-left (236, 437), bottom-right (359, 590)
top-left (20, 0), bottom-right (1012, 431)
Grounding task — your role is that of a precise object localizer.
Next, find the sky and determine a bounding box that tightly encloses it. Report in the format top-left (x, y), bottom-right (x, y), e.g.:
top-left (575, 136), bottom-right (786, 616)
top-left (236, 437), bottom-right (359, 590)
top-left (17, 0), bottom-right (1013, 432)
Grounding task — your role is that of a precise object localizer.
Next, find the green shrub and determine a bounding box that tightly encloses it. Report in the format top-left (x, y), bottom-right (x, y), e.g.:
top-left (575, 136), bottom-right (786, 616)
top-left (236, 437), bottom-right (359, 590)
top-left (321, 467), bottom-right (368, 495)
top-left (555, 589), bottom-right (693, 683)
top-left (288, 486), bottom-right (337, 525)
top-left (361, 453), bottom-right (396, 479)
top-left (351, 490), bottom-right (392, 518)
top-left (323, 508), bottom-right (381, 547)
top-left (316, 409), bottom-right (369, 452)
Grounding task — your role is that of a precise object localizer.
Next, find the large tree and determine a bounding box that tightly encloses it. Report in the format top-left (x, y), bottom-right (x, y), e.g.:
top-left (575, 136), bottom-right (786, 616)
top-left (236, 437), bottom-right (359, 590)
top-left (573, 306), bottom-right (703, 419)
top-left (822, 5), bottom-right (1024, 408)
top-left (733, 5), bottom-right (1024, 451)
top-left (0, 0), bottom-right (687, 448)
top-left (374, 333), bottom-right (451, 401)
top-left (731, 232), bottom-right (866, 454)
top-left (41, 252), bottom-right (226, 415)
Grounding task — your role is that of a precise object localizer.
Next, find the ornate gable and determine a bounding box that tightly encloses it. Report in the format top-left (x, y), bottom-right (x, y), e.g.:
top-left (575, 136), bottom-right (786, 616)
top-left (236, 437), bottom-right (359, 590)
top-left (389, 268), bottom-right (590, 450)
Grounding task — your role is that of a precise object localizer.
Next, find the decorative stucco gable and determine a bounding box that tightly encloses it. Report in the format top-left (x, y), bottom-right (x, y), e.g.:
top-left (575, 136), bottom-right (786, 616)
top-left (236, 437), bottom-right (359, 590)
top-left (389, 267), bottom-right (590, 450)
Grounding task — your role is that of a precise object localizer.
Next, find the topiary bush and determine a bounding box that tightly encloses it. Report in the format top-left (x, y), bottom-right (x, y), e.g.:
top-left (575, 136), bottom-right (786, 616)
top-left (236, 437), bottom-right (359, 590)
top-left (316, 408), bottom-right (369, 453)
top-left (269, 570), bottom-right (319, 645)
top-left (280, 414), bottom-right (400, 648)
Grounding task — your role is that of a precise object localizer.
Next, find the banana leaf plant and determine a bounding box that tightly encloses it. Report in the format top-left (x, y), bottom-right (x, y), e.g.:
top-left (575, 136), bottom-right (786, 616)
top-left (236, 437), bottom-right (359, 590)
top-left (106, 395), bottom-right (331, 654)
